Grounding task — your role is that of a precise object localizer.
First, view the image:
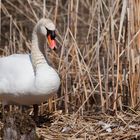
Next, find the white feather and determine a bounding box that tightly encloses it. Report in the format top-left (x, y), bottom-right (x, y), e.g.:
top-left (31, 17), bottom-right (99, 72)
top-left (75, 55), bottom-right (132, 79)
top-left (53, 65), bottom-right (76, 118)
top-left (0, 19), bottom-right (60, 105)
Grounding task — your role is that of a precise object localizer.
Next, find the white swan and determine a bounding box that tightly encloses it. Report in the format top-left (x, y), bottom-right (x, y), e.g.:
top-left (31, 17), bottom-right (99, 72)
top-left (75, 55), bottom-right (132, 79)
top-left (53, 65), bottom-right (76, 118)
top-left (0, 18), bottom-right (60, 116)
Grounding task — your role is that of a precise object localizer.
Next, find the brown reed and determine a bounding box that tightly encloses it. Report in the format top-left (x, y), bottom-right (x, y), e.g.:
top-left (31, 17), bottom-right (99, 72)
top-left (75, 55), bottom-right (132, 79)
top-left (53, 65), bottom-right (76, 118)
top-left (0, 0), bottom-right (140, 115)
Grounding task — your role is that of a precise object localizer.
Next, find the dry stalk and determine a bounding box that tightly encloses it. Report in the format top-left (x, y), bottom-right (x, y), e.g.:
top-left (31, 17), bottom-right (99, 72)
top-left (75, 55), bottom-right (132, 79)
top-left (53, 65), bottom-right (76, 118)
top-left (0, 0), bottom-right (140, 116)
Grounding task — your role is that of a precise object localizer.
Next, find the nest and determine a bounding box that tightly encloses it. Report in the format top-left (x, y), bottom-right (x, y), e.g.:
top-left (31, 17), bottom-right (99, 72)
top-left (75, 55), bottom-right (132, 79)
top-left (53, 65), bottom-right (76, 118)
top-left (36, 111), bottom-right (140, 140)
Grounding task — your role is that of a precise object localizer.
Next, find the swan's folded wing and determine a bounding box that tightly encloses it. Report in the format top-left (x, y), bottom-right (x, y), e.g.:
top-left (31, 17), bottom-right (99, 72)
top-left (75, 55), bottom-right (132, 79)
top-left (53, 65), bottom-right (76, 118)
top-left (0, 54), bottom-right (35, 94)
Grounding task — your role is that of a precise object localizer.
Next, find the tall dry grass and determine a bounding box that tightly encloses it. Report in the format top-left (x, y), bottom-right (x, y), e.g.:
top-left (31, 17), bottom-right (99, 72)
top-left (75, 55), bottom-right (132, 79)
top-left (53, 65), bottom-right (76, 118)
top-left (0, 0), bottom-right (140, 115)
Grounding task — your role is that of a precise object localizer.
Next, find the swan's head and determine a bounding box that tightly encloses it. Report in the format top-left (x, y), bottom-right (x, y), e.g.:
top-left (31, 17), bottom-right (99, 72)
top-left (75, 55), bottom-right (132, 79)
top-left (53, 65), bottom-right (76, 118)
top-left (35, 18), bottom-right (56, 49)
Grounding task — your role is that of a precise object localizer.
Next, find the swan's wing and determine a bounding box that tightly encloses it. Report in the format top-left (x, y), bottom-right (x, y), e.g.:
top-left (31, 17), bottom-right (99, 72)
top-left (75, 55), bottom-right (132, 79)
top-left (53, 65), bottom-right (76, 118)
top-left (0, 54), bottom-right (35, 94)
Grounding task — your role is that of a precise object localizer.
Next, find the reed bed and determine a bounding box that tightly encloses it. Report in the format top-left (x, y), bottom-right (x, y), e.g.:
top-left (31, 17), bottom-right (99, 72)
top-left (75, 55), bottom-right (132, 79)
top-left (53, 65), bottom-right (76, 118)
top-left (35, 111), bottom-right (140, 140)
top-left (0, 0), bottom-right (140, 139)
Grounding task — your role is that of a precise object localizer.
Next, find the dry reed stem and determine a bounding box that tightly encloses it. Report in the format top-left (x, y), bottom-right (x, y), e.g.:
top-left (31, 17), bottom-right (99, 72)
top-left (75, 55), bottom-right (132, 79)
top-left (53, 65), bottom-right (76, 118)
top-left (0, 0), bottom-right (140, 118)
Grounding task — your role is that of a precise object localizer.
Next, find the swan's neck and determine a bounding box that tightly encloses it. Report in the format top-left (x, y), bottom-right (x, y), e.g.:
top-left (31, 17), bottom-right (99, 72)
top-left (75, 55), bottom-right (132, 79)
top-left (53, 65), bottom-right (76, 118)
top-left (31, 32), bottom-right (48, 70)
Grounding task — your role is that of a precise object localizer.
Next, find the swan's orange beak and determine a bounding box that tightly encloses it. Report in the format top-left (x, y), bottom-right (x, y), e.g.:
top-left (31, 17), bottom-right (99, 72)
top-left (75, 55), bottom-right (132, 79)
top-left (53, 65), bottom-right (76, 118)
top-left (47, 35), bottom-right (56, 49)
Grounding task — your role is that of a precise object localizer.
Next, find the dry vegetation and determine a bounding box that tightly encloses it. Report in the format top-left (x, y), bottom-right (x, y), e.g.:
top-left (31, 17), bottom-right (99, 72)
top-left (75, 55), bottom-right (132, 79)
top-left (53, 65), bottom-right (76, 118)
top-left (0, 0), bottom-right (140, 139)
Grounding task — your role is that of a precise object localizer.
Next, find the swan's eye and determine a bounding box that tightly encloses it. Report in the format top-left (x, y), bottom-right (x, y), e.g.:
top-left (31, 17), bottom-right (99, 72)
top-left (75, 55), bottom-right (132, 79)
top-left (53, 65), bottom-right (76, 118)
top-left (51, 31), bottom-right (56, 39)
top-left (46, 28), bottom-right (56, 39)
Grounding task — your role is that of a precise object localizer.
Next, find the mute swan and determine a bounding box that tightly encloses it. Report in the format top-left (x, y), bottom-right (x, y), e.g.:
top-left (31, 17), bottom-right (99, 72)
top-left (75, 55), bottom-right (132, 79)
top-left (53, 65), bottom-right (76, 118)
top-left (0, 18), bottom-right (60, 117)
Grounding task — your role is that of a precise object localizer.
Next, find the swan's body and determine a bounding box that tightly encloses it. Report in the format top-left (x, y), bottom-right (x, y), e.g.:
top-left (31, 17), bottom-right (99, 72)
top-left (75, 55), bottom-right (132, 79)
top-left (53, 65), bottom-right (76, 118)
top-left (0, 18), bottom-right (60, 107)
top-left (0, 54), bottom-right (60, 105)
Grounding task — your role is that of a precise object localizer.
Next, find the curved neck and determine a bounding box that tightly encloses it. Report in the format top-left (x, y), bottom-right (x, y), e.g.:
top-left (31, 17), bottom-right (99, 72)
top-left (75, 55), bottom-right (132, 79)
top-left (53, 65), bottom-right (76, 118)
top-left (31, 31), bottom-right (48, 70)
